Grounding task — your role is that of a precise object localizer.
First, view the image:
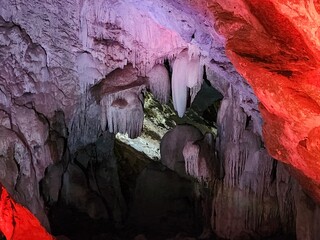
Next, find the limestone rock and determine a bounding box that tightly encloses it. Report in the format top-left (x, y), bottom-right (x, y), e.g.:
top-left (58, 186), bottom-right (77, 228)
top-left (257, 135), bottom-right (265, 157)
top-left (60, 133), bottom-right (125, 223)
top-left (0, 185), bottom-right (54, 240)
top-left (183, 133), bottom-right (216, 183)
top-left (208, 0), bottom-right (320, 202)
top-left (212, 94), bottom-right (290, 239)
top-left (160, 125), bottom-right (203, 177)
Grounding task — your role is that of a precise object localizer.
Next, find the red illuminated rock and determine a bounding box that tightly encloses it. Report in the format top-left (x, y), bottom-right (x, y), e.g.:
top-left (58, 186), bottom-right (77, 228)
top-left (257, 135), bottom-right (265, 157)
top-left (0, 185), bottom-right (55, 240)
top-left (207, 0), bottom-right (320, 201)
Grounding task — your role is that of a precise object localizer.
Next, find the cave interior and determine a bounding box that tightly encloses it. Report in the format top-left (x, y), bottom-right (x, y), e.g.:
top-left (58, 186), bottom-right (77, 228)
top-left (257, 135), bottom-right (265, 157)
top-left (0, 0), bottom-right (320, 240)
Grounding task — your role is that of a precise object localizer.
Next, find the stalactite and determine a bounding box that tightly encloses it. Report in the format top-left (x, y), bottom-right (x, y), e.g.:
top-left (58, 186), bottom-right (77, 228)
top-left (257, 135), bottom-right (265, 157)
top-left (172, 47), bottom-right (203, 117)
top-left (183, 133), bottom-right (214, 183)
top-left (100, 88), bottom-right (144, 138)
top-left (147, 64), bottom-right (170, 104)
top-left (183, 141), bottom-right (200, 178)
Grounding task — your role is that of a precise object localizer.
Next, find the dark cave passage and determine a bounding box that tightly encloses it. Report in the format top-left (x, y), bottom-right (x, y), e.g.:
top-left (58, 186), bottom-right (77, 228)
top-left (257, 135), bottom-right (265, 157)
top-left (47, 130), bottom-right (207, 240)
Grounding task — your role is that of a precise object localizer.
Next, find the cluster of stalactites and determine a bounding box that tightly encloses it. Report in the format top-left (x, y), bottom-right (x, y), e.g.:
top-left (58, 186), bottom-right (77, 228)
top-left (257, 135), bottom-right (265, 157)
top-left (171, 46), bottom-right (203, 117)
top-left (146, 45), bottom-right (203, 118)
top-left (147, 64), bottom-right (170, 104)
top-left (183, 133), bottom-right (215, 183)
top-left (100, 87), bottom-right (144, 138)
top-left (98, 44), bottom-right (203, 139)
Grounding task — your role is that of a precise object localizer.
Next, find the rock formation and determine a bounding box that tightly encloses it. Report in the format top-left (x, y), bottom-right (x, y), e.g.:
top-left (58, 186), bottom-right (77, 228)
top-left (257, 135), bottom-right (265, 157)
top-left (0, 184), bottom-right (54, 240)
top-left (207, 0), bottom-right (320, 203)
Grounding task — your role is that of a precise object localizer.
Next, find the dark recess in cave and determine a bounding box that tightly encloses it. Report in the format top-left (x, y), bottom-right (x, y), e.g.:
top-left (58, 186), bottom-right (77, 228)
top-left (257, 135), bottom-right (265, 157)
top-left (47, 147), bottom-right (205, 240)
top-left (191, 67), bottom-right (223, 125)
top-left (0, 232), bottom-right (6, 240)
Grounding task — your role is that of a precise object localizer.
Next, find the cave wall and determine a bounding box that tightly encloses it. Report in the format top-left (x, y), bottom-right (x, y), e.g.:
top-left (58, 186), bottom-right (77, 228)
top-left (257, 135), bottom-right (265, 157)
top-left (213, 88), bottom-right (294, 238)
top-left (210, 84), bottom-right (320, 240)
top-left (0, 184), bottom-right (54, 240)
top-left (207, 0), bottom-right (320, 202)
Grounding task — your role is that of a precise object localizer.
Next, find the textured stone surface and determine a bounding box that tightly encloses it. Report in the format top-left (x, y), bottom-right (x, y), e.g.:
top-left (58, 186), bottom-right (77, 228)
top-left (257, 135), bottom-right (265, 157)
top-left (183, 132), bottom-right (216, 183)
top-left (0, 185), bottom-right (54, 240)
top-left (60, 133), bottom-right (125, 223)
top-left (294, 184), bottom-right (320, 240)
top-left (212, 90), bottom-right (318, 240)
top-left (212, 91), bottom-right (282, 239)
top-left (206, 0), bottom-right (320, 202)
top-left (160, 125), bottom-right (203, 178)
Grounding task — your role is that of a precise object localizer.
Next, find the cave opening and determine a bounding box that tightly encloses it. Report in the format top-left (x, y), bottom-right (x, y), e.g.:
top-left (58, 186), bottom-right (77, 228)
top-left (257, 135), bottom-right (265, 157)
top-left (44, 78), bottom-right (224, 240)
